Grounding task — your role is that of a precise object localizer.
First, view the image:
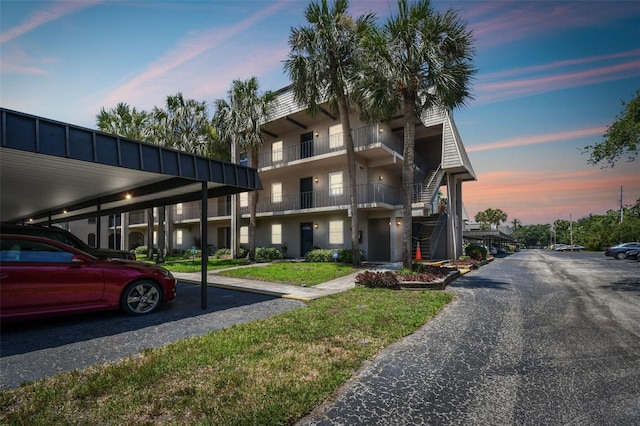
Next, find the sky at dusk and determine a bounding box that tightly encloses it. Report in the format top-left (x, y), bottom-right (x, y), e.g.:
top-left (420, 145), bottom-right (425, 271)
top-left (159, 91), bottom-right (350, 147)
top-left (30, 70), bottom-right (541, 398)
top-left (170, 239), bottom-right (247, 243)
top-left (1, 0), bottom-right (639, 225)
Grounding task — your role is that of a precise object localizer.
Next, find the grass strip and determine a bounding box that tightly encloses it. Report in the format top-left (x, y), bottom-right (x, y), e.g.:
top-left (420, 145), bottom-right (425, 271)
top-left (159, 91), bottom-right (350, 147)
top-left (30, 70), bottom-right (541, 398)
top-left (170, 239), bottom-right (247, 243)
top-left (218, 262), bottom-right (361, 286)
top-left (140, 258), bottom-right (249, 273)
top-left (0, 288), bottom-right (454, 425)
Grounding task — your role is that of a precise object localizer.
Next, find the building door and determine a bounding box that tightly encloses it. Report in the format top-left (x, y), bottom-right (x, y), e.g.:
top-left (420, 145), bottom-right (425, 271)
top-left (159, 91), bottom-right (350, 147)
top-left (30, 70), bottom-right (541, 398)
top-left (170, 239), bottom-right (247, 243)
top-left (300, 131), bottom-right (314, 159)
top-left (300, 223), bottom-right (314, 257)
top-left (367, 218), bottom-right (390, 261)
top-left (300, 177), bottom-right (313, 209)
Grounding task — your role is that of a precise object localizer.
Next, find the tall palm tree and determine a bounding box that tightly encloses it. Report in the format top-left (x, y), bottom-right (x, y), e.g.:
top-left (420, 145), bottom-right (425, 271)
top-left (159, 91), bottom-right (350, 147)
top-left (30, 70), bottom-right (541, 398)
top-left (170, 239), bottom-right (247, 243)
top-left (147, 93), bottom-right (222, 157)
top-left (96, 103), bottom-right (155, 259)
top-left (284, 0), bottom-right (375, 266)
top-left (212, 78), bottom-right (275, 262)
top-left (358, 0), bottom-right (475, 268)
top-left (96, 102), bottom-right (150, 141)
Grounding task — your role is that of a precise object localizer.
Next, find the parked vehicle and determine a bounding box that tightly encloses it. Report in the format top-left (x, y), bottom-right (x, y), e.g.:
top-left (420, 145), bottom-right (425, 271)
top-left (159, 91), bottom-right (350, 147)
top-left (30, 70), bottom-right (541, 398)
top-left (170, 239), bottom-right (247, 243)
top-left (604, 242), bottom-right (640, 259)
top-left (0, 235), bottom-right (176, 322)
top-left (624, 249), bottom-right (639, 260)
top-left (0, 223), bottom-right (135, 260)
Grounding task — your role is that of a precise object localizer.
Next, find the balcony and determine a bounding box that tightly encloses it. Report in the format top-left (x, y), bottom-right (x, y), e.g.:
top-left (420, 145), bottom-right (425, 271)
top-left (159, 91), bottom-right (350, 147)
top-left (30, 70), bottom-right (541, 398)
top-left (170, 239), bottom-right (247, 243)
top-left (241, 182), bottom-right (401, 216)
top-left (258, 124), bottom-right (403, 170)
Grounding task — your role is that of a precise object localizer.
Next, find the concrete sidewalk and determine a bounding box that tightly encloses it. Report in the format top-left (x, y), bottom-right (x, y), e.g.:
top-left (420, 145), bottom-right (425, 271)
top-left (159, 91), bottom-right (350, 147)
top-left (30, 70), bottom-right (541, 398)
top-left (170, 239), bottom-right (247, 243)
top-left (172, 262), bottom-right (401, 301)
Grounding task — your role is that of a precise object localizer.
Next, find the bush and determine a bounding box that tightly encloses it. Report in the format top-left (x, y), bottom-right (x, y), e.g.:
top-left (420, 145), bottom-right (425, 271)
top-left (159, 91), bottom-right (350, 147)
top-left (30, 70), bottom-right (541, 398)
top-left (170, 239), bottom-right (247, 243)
top-left (134, 245), bottom-right (148, 256)
top-left (304, 248), bottom-right (366, 264)
top-left (255, 247), bottom-right (283, 262)
top-left (355, 271), bottom-right (399, 289)
top-left (214, 247), bottom-right (248, 259)
top-left (465, 243), bottom-right (487, 261)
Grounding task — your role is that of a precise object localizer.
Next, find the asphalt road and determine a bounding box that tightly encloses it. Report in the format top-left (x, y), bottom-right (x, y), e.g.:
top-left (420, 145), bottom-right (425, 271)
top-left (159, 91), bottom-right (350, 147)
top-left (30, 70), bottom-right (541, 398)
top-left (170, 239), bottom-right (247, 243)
top-left (0, 283), bottom-right (305, 389)
top-left (298, 250), bottom-right (640, 425)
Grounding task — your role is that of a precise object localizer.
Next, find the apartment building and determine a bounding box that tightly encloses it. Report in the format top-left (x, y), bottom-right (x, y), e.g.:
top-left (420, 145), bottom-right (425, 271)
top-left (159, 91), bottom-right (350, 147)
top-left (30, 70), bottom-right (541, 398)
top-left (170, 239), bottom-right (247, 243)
top-left (74, 86), bottom-right (476, 262)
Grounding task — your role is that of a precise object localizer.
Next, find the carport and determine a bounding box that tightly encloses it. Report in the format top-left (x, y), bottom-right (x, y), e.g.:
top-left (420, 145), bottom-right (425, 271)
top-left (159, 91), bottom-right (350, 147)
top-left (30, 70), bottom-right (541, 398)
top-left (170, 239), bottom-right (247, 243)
top-left (0, 107), bottom-right (261, 308)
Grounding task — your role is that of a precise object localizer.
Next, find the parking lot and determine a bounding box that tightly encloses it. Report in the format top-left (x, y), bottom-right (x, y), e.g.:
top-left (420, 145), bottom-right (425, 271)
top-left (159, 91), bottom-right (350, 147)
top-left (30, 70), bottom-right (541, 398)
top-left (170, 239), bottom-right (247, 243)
top-left (0, 283), bottom-right (305, 389)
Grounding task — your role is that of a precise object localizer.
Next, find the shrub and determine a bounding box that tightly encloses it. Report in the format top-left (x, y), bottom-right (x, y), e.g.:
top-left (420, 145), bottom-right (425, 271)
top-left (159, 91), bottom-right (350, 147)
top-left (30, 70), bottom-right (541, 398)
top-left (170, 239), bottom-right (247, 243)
top-left (214, 247), bottom-right (248, 259)
top-left (134, 245), bottom-right (148, 256)
top-left (255, 247), bottom-right (283, 262)
top-left (304, 248), bottom-right (366, 264)
top-left (355, 271), bottom-right (399, 289)
top-left (465, 243), bottom-right (487, 261)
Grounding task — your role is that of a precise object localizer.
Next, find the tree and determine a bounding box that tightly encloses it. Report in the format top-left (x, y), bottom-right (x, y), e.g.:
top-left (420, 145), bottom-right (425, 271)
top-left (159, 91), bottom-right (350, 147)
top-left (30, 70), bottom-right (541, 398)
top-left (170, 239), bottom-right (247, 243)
top-left (358, 0), bottom-right (475, 268)
top-left (147, 92), bottom-right (223, 157)
top-left (213, 78), bottom-right (275, 262)
top-left (474, 210), bottom-right (490, 230)
top-left (583, 88), bottom-right (639, 168)
top-left (96, 103), bottom-right (156, 259)
top-left (284, 0), bottom-right (375, 266)
top-left (96, 102), bottom-right (150, 141)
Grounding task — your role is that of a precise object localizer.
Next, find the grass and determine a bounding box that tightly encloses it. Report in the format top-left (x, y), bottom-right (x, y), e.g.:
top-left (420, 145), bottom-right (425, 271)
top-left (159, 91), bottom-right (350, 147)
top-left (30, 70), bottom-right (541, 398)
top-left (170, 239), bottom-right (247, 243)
top-left (0, 288), bottom-right (454, 426)
top-left (139, 257), bottom-right (248, 273)
top-left (218, 262), bottom-right (361, 286)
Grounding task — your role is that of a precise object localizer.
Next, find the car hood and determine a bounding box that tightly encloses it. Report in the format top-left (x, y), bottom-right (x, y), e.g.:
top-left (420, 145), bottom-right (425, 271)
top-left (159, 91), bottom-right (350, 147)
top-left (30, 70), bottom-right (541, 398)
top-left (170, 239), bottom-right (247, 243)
top-left (88, 248), bottom-right (134, 260)
top-left (99, 259), bottom-right (173, 276)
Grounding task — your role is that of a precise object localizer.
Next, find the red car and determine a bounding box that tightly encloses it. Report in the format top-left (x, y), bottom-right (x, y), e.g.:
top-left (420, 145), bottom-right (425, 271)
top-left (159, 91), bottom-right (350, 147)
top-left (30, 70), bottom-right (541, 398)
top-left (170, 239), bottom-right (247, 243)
top-left (0, 234), bottom-right (177, 322)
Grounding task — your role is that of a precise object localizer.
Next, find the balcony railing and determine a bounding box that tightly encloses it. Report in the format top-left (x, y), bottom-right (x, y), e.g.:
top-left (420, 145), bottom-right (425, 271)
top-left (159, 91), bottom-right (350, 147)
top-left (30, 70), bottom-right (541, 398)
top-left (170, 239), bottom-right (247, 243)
top-left (259, 124), bottom-right (403, 169)
top-left (241, 183), bottom-right (400, 215)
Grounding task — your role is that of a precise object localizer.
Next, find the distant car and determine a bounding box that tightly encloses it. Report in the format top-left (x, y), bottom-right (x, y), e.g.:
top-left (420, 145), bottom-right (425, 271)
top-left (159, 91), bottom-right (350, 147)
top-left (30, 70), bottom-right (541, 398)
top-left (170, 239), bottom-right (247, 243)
top-left (0, 223), bottom-right (135, 260)
top-left (604, 242), bottom-right (640, 259)
top-left (0, 234), bottom-right (176, 322)
top-left (554, 244), bottom-right (585, 252)
top-left (624, 249), bottom-right (639, 260)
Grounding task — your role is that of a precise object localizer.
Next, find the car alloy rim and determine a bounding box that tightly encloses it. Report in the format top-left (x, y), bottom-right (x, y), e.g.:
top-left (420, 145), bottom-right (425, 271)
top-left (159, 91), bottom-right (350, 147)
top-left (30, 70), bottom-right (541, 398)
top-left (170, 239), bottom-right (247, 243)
top-left (127, 283), bottom-right (160, 313)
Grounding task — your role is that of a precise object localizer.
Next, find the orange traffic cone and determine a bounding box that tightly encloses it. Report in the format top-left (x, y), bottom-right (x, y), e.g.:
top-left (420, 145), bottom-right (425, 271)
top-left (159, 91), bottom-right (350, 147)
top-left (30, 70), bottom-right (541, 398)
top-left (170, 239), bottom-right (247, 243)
top-left (416, 241), bottom-right (422, 260)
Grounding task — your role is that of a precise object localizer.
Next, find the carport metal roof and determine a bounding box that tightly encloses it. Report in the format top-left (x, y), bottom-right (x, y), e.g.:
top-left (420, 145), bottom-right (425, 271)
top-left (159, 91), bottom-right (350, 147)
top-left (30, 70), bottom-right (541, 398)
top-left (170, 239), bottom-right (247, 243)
top-left (0, 108), bottom-right (261, 225)
top-left (0, 107), bottom-right (262, 309)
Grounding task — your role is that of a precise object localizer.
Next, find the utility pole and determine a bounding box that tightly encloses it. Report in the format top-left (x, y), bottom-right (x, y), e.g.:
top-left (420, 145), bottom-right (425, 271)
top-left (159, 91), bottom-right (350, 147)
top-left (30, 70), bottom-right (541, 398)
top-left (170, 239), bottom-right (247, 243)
top-left (620, 186), bottom-right (624, 224)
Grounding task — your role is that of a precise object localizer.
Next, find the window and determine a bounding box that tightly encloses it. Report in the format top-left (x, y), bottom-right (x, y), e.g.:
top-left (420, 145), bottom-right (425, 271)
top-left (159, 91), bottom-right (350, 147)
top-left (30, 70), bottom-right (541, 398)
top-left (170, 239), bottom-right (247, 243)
top-left (239, 192), bottom-right (248, 208)
top-left (329, 220), bottom-right (343, 244)
top-left (88, 233), bottom-right (96, 248)
top-left (329, 172), bottom-right (343, 196)
top-left (272, 182), bottom-right (282, 203)
top-left (271, 224), bottom-right (282, 245)
top-left (272, 141), bottom-right (283, 163)
top-left (240, 226), bottom-right (248, 244)
top-left (239, 152), bottom-right (248, 167)
top-left (329, 124), bottom-right (343, 149)
top-left (176, 203), bottom-right (183, 215)
top-left (88, 217), bottom-right (96, 224)
top-left (176, 229), bottom-right (183, 245)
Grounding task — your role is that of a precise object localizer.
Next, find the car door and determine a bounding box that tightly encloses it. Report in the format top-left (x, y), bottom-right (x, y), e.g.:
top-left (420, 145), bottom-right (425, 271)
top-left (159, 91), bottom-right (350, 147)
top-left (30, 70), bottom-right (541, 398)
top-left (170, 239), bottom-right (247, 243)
top-left (0, 238), bottom-right (105, 315)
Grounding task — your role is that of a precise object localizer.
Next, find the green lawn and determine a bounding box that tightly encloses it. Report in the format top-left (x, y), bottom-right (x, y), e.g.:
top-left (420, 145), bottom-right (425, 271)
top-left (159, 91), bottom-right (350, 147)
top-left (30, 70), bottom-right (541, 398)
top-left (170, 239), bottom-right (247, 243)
top-left (0, 288), bottom-right (454, 426)
top-left (218, 262), bottom-right (361, 286)
top-left (140, 257), bottom-right (248, 273)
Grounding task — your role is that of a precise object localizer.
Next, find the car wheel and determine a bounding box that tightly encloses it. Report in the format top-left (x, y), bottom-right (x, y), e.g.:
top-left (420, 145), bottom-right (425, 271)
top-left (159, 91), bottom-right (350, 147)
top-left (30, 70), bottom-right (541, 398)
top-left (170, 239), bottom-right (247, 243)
top-left (121, 280), bottom-right (162, 315)
top-left (615, 252), bottom-right (626, 260)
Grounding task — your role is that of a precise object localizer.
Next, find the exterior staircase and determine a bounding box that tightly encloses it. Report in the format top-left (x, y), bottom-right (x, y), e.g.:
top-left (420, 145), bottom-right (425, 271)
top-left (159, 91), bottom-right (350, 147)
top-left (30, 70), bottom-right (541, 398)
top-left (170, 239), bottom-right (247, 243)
top-left (412, 214), bottom-right (447, 260)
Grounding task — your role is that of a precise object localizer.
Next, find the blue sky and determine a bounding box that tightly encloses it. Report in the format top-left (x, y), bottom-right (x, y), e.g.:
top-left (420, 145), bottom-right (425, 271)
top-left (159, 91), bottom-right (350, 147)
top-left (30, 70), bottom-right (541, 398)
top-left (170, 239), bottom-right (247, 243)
top-left (1, 0), bottom-right (639, 225)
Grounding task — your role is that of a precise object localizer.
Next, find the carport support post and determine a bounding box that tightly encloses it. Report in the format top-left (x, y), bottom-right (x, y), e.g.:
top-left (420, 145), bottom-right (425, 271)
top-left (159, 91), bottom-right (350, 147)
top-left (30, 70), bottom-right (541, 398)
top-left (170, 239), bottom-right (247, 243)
top-left (200, 181), bottom-right (208, 309)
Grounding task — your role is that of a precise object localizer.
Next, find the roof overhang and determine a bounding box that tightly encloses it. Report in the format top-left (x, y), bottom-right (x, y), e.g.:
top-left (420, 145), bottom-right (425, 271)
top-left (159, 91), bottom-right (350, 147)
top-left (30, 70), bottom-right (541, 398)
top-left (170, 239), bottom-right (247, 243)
top-left (0, 108), bottom-right (262, 225)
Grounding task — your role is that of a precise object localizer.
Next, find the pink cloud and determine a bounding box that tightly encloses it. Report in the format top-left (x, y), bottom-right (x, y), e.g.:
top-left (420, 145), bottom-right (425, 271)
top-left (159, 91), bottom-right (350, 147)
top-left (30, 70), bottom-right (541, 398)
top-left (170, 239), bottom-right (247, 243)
top-left (0, 0), bottom-right (102, 44)
top-left (467, 127), bottom-right (607, 153)
top-left (463, 168), bottom-right (640, 224)
top-left (102, 1), bottom-right (289, 107)
top-left (474, 60), bottom-right (640, 104)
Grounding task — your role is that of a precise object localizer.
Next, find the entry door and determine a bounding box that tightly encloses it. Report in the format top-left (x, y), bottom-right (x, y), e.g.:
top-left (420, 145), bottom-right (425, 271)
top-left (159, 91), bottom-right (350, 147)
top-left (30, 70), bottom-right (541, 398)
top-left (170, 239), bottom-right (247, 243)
top-left (300, 223), bottom-right (314, 257)
top-left (300, 177), bottom-right (313, 209)
top-left (300, 132), bottom-right (314, 159)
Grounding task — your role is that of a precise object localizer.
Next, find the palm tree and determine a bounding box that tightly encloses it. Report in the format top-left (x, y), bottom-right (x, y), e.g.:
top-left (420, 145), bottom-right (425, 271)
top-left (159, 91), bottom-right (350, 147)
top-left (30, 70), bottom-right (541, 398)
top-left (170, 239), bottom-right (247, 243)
top-left (358, 0), bottom-right (475, 268)
top-left (284, 0), bottom-right (375, 267)
top-left (96, 102), bottom-right (150, 141)
top-left (212, 78), bottom-right (275, 262)
top-left (147, 93), bottom-right (222, 157)
top-left (96, 103), bottom-right (156, 259)
top-left (488, 208), bottom-right (508, 230)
